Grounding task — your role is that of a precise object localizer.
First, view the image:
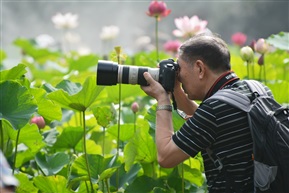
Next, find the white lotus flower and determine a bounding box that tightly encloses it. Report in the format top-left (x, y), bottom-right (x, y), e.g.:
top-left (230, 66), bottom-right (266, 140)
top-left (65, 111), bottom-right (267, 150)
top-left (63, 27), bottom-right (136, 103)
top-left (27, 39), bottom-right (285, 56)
top-left (100, 25), bottom-right (120, 41)
top-left (64, 32), bottom-right (81, 44)
top-left (35, 34), bottom-right (56, 48)
top-left (52, 12), bottom-right (78, 29)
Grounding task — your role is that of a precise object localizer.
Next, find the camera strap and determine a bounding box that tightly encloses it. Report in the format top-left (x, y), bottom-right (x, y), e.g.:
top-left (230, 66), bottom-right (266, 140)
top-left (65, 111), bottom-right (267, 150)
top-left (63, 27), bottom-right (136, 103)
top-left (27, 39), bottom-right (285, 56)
top-left (171, 92), bottom-right (192, 120)
top-left (172, 71), bottom-right (239, 120)
top-left (204, 71), bottom-right (239, 100)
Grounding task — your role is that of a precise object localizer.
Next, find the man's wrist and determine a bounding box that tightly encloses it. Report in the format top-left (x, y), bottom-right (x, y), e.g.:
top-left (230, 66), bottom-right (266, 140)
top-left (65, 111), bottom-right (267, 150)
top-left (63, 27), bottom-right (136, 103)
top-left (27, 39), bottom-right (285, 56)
top-left (156, 105), bottom-right (172, 111)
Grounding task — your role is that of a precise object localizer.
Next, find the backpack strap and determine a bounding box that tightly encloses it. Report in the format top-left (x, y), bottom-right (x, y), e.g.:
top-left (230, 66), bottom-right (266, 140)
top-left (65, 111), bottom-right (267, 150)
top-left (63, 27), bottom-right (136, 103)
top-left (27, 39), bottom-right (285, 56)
top-left (204, 87), bottom-right (252, 193)
top-left (243, 80), bottom-right (267, 96)
top-left (205, 89), bottom-right (251, 169)
top-left (206, 89), bottom-right (251, 113)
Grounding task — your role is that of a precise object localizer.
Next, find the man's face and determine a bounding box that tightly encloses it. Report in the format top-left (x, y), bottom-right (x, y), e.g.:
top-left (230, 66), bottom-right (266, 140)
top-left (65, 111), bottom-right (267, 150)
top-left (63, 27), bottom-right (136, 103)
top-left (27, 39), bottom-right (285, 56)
top-left (177, 57), bottom-right (201, 100)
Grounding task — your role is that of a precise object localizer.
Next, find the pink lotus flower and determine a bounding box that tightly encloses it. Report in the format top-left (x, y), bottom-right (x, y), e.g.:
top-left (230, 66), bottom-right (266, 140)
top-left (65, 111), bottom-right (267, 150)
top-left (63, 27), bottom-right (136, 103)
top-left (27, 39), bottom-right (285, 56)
top-left (146, 0), bottom-right (171, 20)
top-left (173, 16), bottom-right (208, 38)
top-left (31, 116), bottom-right (46, 129)
top-left (255, 38), bottom-right (269, 54)
top-left (163, 40), bottom-right (181, 55)
top-left (131, 102), bottom-right (139, 113)
top-left (231, 32), bottom-right (247, 46)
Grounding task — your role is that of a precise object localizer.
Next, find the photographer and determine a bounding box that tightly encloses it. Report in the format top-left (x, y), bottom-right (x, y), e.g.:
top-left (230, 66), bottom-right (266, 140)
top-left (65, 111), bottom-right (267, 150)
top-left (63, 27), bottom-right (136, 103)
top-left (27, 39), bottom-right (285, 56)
top-left (141, 33), bottom-right (268, 192)
top-left (0, 150), bottom-right (19, 193)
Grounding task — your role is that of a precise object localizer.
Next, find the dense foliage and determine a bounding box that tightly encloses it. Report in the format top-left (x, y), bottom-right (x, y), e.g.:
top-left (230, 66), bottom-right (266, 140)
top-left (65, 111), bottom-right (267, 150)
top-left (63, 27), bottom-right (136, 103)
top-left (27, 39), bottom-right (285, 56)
top-left (0, 31), bottom-right (288, 193)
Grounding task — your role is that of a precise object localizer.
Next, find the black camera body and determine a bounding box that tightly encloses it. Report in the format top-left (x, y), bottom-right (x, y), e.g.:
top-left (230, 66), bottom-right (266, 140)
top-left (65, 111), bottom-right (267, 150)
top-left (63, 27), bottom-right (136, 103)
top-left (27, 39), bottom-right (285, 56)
top-left (96, 59), bottom-right (179, 92)
top-left (157, 59), bottom-right (179, 92)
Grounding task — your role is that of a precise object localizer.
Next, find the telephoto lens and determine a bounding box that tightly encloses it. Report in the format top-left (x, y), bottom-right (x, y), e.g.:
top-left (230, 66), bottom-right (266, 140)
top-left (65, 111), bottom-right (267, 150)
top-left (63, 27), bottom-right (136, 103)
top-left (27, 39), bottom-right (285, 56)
top-left (96, 60), bottom-right (159, 86)
top-left (96, 59), bottom-right (179, 92)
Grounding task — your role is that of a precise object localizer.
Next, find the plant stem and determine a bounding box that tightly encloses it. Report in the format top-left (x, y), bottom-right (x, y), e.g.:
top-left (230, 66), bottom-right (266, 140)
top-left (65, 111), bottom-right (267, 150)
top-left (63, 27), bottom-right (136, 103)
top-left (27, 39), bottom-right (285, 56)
top-left (181, 163), bottom-right (184, 193)
top-left (263, 55), bottom-right (267, 84)
top-left (105, 179), bottom-right (111, 193)
top-left (259, 66), bottom-right (262, 81)
top-left (251, 61), bottom-right (255, 79)
top-left (116, 55), bottom-right (122, 190)
top-left (155, 17), bottom-right (159, 62)
top-left (151, 162), bottom-right (156, 179)
top-left (82, 111), bottom-right (94, 193)
top-left (102, 127), bottom-right (105, 156)
top-left (133, 113), bottom-right (136, 132)
top-left (12, 129), bottom-right (21, 174)
top-left (246, 61), bottom-right (249, 79)
top-left (0, 120), bottom-right (3, 151)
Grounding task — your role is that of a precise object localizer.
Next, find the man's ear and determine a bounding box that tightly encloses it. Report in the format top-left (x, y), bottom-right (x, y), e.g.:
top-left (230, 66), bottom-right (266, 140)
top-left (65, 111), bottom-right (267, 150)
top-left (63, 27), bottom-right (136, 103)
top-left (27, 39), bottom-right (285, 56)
top-left (195, 60), bottom-right (206, 79)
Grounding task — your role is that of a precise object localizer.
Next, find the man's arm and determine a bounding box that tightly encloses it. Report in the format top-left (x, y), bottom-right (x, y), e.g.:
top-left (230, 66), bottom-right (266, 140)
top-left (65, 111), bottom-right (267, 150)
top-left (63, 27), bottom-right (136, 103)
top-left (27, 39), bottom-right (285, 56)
top-left (141, 72), bottom-right (189, 168)
top-left (173, 83), bottom-right (199, 116)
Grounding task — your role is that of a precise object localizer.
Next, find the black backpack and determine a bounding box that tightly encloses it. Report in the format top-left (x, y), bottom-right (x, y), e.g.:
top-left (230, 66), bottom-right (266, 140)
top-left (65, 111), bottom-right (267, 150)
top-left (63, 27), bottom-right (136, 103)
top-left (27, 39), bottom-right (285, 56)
top-left (206, 80), bottom-right (289, 193)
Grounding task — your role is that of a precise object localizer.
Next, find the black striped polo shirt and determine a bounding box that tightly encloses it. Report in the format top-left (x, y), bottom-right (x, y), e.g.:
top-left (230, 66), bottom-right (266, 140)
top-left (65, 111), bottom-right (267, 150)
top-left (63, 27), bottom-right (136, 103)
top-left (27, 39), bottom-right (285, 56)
top-left (172, 80), bottom-right (272, 193)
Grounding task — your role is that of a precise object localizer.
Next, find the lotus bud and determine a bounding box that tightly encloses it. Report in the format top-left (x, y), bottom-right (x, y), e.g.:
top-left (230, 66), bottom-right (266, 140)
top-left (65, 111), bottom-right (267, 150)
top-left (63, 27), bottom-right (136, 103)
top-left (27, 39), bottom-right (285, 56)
top-left (131, 102), bottom-right (139, 113)
top-left (258, 54), bottom-right (264, 66)
top-left (114, 46), bottom-right (122, 55)
top-left (249, 40), bottom-right (256, 52)
top-left (240, 46), bottom-right (254, 63)
top-left (255, 38), bottom-right (269, 54)
top-left (146, 0), bottom-right (171, 20)
top-left (31, 116), bottom-right (46, 129)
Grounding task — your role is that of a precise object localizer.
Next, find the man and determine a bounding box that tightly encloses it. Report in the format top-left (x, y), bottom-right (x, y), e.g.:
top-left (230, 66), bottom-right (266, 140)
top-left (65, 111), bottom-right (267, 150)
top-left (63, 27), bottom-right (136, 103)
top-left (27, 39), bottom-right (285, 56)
top-left (0, 150), bottom-right (19, 193)
top-left (141, 33), bottom-right (272, 192)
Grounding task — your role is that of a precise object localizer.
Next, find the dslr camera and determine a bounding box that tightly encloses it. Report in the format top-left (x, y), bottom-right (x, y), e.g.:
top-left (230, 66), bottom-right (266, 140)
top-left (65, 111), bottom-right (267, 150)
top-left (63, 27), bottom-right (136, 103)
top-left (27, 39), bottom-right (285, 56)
top-left (96, 59), bottom-right (179, 92)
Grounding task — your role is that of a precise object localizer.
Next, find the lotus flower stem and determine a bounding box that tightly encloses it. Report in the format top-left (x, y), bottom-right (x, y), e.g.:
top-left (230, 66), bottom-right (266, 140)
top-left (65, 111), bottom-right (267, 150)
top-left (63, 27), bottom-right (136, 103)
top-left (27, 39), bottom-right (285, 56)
top-left (102, 127), bottom-right (106, 156)
top-left (155, 17), bottom-right (159, 62)
top-left (0, 121), bottom-right (3, 151)
top-left (246, 61), bottom-right (250, 79)
top-left (181, 163), bottom-right (185, 193)
top-left (252, 62), bottom-right (255, 79)
top-left (116, 48), bottom-right (122, 190)
top-left (263, 55), bottom-right (267, 84)
top-left (105, 179), bottom-right (111, 193)
top-left (12, 129), bottom-right (21, 174)
top-left (82, 110), bottom-right (94, 193)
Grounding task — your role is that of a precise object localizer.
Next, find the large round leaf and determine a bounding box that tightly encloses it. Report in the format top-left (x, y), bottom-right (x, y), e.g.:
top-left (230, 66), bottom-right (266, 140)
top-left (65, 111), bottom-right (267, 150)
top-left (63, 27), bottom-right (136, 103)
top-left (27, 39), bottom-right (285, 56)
top-left (0, 80), bottom-right (37, 130)
top-left (35, 152), bottom-right (70, 176)
top-left (33, 175), bottom-right (74, 193)
top-left (47, 76), bottom-right (104, 111)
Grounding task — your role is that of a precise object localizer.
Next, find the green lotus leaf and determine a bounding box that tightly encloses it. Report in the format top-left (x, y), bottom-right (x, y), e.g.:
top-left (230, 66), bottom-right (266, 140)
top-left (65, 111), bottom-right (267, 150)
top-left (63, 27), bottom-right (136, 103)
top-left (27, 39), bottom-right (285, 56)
top-left (30, 87), bottom-right (62, 122)
top-left (69, 154), bottom-right (119, 183)
top-left (92, 106), bottom-right (115, 128)
top-left (145, 104), bottom-right (185, 132)
top-left (267, 31), bottom-right (289, 51)
top-left (124, 127), bottom-right (157, 169)
top-left (0, 49), bottom-right (7, 64)
top-left (35, 152), bottom-right (70, 176)
top-left (125, 175), bottom-right (156, 193)
top-left (0, 63), bottom-right (27, 81)
top-left (47, 76), bottom-right (104, 111)
top-left (33, 175), bottom-right (74, 193)
top-left (107, 123), bottom-right (135, 141)
top-left (53, 126), bottom-right (83, 149)
top-left (15, 173), bottom-right (38, 193)
top-left (0, 80), bottom-right (37, 130)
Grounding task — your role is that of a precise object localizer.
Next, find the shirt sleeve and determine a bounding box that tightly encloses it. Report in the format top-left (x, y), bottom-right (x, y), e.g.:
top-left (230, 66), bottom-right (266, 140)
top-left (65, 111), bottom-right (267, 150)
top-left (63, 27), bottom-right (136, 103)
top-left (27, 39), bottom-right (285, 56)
top-left (172, 102), bottom-right (218, 157)
top-left (0, 150), bottom-right (19, 188)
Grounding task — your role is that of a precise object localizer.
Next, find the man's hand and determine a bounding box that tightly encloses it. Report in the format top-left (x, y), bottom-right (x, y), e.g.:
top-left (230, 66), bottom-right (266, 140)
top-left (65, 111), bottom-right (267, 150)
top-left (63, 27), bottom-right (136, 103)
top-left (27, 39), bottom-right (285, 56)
top-left (141, 72), bottom-right (170, 103)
